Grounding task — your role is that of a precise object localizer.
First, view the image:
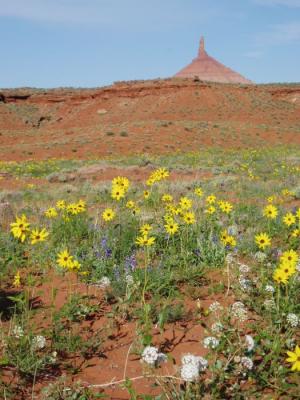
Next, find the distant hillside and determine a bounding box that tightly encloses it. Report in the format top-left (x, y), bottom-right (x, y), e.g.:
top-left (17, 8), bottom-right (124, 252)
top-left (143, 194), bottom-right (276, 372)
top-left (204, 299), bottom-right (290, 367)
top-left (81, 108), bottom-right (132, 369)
top-left (0, 79), bottom-right (299, 161)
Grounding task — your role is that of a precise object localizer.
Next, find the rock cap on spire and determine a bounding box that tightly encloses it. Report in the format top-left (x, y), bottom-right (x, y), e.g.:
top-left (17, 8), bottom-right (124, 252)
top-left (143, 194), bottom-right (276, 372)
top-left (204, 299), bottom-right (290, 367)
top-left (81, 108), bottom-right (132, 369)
top-left (198, 36), bottom-right (206, 57)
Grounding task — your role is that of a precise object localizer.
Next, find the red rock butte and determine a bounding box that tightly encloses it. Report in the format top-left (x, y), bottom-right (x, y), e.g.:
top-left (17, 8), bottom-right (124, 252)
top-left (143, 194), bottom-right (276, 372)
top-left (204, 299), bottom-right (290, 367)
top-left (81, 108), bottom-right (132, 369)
top-left (175, 36), bottom-right (253, 84)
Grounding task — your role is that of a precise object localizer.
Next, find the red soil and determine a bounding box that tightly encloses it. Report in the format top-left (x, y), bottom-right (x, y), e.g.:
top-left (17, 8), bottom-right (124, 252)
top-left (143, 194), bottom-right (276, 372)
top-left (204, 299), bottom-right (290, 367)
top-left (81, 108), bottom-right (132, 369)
top-left (2, 270), bottom-right (234, 399)
top-left (0, 79), bottom-right (299, 162)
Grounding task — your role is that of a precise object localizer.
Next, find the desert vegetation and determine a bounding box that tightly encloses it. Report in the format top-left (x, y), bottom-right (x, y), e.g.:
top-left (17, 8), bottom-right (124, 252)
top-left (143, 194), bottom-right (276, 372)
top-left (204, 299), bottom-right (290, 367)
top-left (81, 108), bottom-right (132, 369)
top-left (0, 147), bottom-right (299, 399)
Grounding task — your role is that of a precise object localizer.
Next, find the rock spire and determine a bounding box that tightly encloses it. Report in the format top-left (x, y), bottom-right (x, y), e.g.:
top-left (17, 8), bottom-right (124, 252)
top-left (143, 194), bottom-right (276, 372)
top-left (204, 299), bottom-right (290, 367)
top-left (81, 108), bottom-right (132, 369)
top-left (198, 36), bottom-right (206, 57)
top-left (175, 36), bottom-right (252, 84)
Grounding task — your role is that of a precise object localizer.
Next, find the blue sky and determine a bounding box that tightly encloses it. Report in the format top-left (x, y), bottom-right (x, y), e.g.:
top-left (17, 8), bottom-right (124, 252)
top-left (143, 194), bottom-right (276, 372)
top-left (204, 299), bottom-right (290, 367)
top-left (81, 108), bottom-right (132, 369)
top-left (0, 0), bottom-right (299, 87)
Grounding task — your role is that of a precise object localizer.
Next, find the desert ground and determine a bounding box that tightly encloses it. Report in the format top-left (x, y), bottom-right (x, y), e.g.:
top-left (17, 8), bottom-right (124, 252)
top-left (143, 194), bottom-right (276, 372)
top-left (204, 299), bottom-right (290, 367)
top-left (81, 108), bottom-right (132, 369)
top-left (0, 79), bottom-right (299, 399)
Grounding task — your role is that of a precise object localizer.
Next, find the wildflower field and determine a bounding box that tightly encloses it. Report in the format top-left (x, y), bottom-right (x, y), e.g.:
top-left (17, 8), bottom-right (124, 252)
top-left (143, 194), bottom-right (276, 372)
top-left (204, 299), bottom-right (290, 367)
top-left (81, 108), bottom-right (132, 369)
top-left (0, 147), bottom-right (299, 399)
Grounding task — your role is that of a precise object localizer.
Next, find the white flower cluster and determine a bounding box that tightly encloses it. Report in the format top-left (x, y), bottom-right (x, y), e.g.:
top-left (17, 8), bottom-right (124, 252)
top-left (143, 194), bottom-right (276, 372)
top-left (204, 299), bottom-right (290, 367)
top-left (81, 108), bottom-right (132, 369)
top-left (245, 335), bottom-right (255, 352)
top-left (228, 225), bottom-right (238, 236)
top-left (239, 277), bottom-right (252, 291)
top-left (225, 253), bottom-right (235, 265)
top-left (125, 274), bottom-right (134, 285)
top-left (232, 301), bottom-right (245, 309)
top-left (263, 299), bottom-right (275, 309)
top-left (203, 336), bottom-right (219, 349)
top-left (96, 276), bottom-right (111, 289)
top-left (141, 346), bottom-right (166, 366)
top-left (12, 325), bottom-right (24, 338)
top-left (265, 284), bottom-right (275, 293)
top-left (286, 313), bottom-right (299, 328)
top-left (49, 351), bottom-right (57, 363)
top-left (231, 302), bottom-right (248, 322)
top-left (209, 301), bottom-right (223, 313)
top-left (32, 335), bottom-right (46, 350)
top-left (237, 261), bottom-right (252, 291)
top-left (254, 251), bottom-right (267, 262)
top-left (240, 356), bottom-right (253, 370)
top-left (238, 263), bottom-right (250, 274)
top-left (180, 354), bottom-right (208, 382)
top-left (211, 322), bottom-right (224, 335)
top-left (181, 364), bottom-right (199, 382)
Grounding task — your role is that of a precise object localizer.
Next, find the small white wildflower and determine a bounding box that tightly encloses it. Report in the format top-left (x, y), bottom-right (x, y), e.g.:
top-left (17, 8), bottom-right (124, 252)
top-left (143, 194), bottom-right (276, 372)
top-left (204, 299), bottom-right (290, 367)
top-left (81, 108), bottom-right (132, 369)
top-left (232, 301), bottom-right (245, 310)
top-left (180, 363), bottom-right (199, 382)
top-left (141, 346), bottom-right (166, 366)
top-left (228, 225), bottom-right (238, 236)
top-left (240, 356), bottom-right (253, 370)
top-left (239, 277), bottom-right (251, 291)
top-left (265, 284), bottom-right (275, 293)
top-left (96, 276), bottom-right (111, 289)
top-left (12, 325), bottom-right (24, 338)
top-left (141, 346), bottom-right (158, 365)
top-left (181, 354), bottom-right (208, 371)
top-left (125, 274), bottom-right (134, 285)
top-left (211, 322), bottom-right (224, 334)
top-left (238, 263), bottom-right (250, 274)
top-left (263, 299), bottom-right (276, 309)
top-left (203, 336), bottom-right (219, 349)
top-left (286, 313), bottom-right (299, 328)
top-left (209, 301), bottom-right (223, 313)
top-left (231, 302), bottom-right (248, 322)
top-left (32, 335), bottom-right (46, 350)
top-left (49, 351), bottom-right (57, 363)
top-left (254, 251), bottom-right (267, 262)
top-left (181, 353), bottom-right (199, 366)
top-left (296, 261), bottom-right (300, 273)
top-left (225, 253), bottom-right (235, 265)
top-left (245, 335), bottom-right (255, 352)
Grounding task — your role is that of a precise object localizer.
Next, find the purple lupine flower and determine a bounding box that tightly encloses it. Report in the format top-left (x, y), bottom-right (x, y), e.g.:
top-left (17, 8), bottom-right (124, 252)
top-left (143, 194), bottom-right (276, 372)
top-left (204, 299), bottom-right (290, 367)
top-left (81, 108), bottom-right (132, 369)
top-left (124, 254), bottom-right (137, 272)
top-left (101, 237), bottom-right (108, 248)
top-left (212, 235), bottom-right (218, 244)
top-left (94, 250), bottom-right (101, 259)
top-left (105, 248), bottom-right (112, 258)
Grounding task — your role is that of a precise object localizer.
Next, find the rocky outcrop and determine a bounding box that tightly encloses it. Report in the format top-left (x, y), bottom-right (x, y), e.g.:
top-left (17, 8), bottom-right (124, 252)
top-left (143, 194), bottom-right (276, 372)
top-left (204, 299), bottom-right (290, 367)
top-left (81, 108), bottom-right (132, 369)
top-left (175, 37), bottom-right (252, 84)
